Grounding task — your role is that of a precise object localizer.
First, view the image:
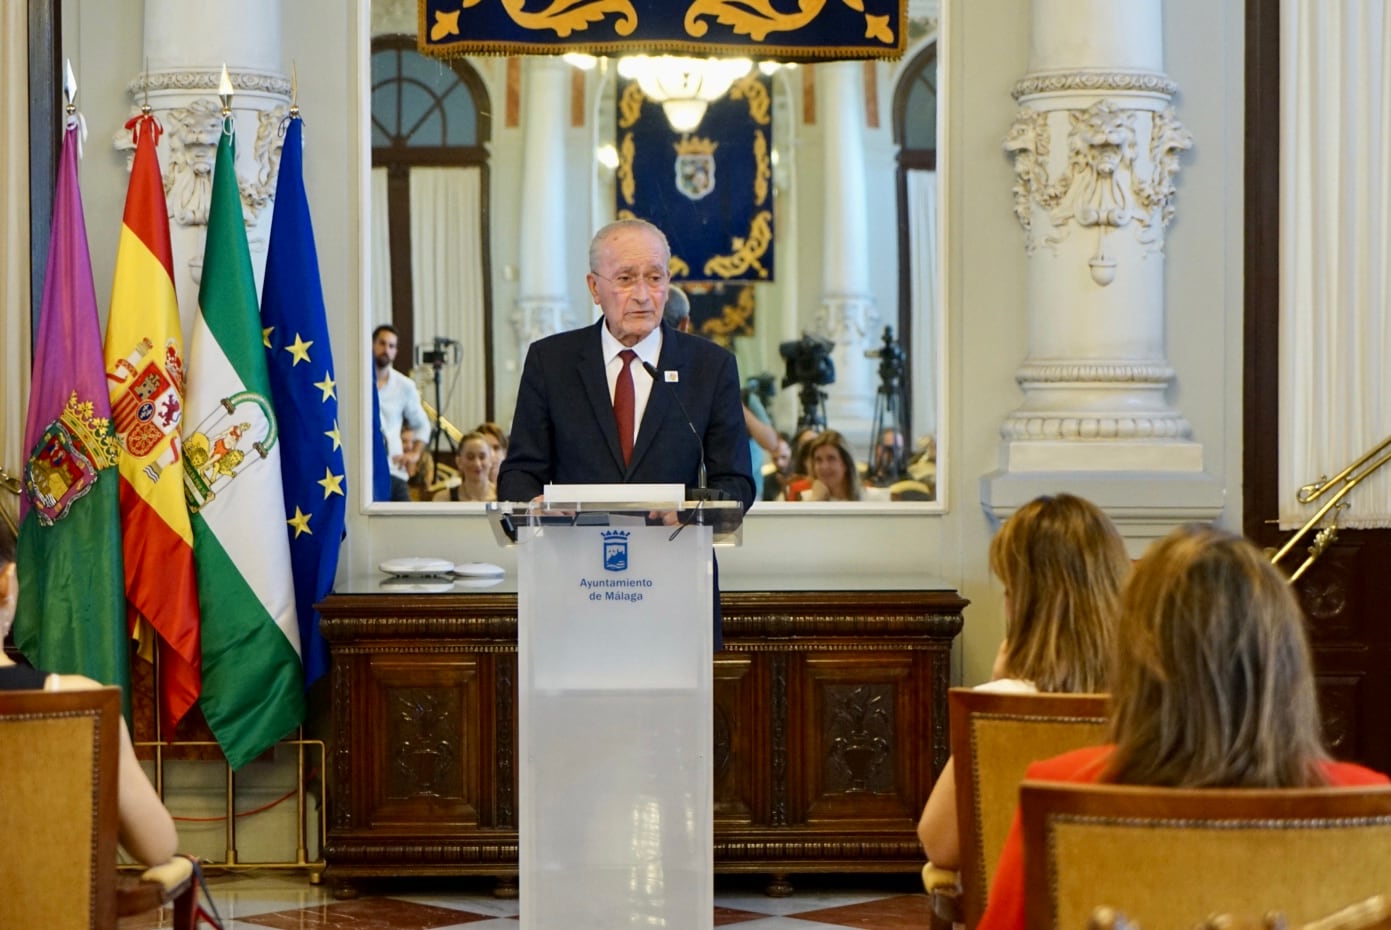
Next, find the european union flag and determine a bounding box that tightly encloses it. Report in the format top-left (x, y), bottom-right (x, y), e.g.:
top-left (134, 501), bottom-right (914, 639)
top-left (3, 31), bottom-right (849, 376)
top-left (371, 367), bottom-right (391, 502)
top-left (262, 115), bottom-right (345, 688)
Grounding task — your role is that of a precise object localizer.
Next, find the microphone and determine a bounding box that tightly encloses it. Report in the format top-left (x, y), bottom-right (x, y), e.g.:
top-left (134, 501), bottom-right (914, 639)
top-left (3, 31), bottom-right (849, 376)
top-left (641, 360), bottom-right (713, 497)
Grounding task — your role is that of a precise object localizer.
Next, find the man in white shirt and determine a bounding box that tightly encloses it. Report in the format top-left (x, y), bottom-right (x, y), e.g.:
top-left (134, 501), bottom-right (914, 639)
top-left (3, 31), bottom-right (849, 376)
top-left (373, 324), bottom-right (431, 501)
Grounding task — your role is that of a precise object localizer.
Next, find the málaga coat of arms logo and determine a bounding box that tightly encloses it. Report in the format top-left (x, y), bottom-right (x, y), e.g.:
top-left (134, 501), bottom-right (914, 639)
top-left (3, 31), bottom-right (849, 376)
top-left (674, 135), bottom-right (718, 202)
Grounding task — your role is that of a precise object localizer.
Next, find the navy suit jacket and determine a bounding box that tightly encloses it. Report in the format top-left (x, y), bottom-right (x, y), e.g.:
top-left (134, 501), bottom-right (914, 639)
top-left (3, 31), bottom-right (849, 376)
top-left (498, 320), bottom-right (755, 509)
top-left (498, 321), bottom-right (754, 649)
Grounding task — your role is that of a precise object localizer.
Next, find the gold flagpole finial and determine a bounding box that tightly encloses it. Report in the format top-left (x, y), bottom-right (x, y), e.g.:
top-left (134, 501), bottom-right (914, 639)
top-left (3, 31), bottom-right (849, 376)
top-left (289, 61), bottom-right (299, 119)
top-left (218, 62), bottom-right (234, 117)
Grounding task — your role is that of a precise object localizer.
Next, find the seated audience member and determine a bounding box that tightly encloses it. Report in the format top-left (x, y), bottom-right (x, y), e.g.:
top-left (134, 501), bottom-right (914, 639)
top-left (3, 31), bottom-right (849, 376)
top-left (976, 524), bottom-right (1390, 930)
top-left (762, 432), bottom-right (794, 502)
top-left (406, 443), bottom-right (436, 501)
top-left (907, 434), bottom-right (938, 488)
top-left (917, 494), bottom-right (1128, 869)
top-left (793, 429), bottom-right (863, 501)
top-left (475, 421), bottom-right (509, 485)
top-left (866, 427), bottom-right (906, 486)
top-left (0, 520), bottom-right (179, 867)
top-left (434, 431), bottom-right (497, 502)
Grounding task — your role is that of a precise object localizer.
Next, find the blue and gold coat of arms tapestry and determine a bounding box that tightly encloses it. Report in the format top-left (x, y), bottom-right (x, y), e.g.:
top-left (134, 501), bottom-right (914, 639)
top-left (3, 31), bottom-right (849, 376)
top-left (616, 73), bottom-right (773, 284)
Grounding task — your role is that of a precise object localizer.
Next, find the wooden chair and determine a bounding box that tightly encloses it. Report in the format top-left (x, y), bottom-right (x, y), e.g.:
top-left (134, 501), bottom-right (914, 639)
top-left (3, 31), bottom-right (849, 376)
top-left (0, 686), bottom-right (195, 929)
top-left (1021, 781), bottom-right (1391, 930)
top-left (926, 689), bottom-right (1110, 930)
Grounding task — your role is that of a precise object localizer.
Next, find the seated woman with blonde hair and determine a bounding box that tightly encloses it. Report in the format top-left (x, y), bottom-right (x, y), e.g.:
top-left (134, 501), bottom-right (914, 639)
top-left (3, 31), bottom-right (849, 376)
top-left (475, 421), bottom-right (509, 484)
top-left (976, 524), bottom-right (1390, 930)
top-left (433, 431), bottom-right (497, 502)
top-left (0, 519), bottom-right (178, 867)
top-left (917, 493), bottom-right (1129, 869)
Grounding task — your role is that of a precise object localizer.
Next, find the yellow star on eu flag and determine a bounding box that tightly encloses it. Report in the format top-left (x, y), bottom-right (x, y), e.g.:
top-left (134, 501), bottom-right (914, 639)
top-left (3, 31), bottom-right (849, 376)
top-left (288, 505), bottom-right (313, 538)
top-left (262, 326), bottom-right (274, 348)
top-left (325, 420), bottom-right (342, 451)
top-left (314, 372), bottom-right (336, 402)
top-left (318, 467), bottom-right (345, 499)
top-left (285, 333), bottom-right (313, 366)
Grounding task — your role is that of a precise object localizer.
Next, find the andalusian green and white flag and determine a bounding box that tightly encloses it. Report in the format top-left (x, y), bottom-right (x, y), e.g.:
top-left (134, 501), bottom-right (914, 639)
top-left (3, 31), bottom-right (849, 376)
top-left (182, 114), bottom-right (304, 769)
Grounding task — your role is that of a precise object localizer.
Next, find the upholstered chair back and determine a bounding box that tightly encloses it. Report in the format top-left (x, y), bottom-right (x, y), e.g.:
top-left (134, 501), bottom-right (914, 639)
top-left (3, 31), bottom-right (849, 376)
top-left (952, 688), bottom-right (1111, 928)
top-left (0, 686), bottom-right (121, 929)
top-left (1022, 781), bottom-right (1391, 930)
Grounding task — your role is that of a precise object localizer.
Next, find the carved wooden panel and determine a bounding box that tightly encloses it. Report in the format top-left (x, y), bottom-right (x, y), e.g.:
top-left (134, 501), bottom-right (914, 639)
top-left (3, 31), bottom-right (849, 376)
top-left (802, 653), bottom-right (918, 822)
top-left (369, 657), bottom-right (480, 829)
top-left (713, 652), bottom-right (758, 825)
top-left (318, 587), bottom-right (964, 896)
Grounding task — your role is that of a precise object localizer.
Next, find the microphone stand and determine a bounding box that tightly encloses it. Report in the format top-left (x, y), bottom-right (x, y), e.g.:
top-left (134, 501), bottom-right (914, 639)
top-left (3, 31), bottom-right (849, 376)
top-left (641, 360), bottom-right (724, 540)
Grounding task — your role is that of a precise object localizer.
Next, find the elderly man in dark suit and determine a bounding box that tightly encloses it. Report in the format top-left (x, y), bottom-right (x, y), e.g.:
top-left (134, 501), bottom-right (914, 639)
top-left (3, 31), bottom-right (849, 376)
top-left (498, 219), bottom-right (754, 649)
top-left (499, 219), bottom-right (755, 509)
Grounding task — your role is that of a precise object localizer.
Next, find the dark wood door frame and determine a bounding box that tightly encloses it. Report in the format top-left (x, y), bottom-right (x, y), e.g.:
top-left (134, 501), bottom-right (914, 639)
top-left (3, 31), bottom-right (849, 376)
top-left (1245, 0), bottom-right (1391, 774)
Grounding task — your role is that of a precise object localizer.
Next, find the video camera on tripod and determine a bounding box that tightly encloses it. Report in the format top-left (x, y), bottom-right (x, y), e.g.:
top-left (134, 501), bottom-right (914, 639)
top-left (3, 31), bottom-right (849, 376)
top-left (414, 337), bottom-right (461, 459)
top-left (779, 333), bottom-right (835, 432)
top-left (415, 336), bottom-right (461, 369)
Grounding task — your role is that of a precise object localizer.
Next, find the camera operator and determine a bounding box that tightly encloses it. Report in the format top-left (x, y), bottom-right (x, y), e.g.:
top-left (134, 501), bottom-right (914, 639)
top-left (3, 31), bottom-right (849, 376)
top-left (372, 323), bottom-right (431, 501)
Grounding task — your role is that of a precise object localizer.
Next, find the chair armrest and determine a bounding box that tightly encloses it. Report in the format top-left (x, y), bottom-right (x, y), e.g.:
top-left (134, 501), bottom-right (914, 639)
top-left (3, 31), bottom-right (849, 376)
top-left (924, 864), bottom-right (964, 930)
top-left (138, 855), bottom-right (194, 893)
top-left (923, 863), bottom-right (961, 893)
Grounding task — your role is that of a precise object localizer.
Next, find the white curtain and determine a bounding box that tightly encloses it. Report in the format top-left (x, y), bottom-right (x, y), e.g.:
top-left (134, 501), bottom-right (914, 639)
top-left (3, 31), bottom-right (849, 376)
top-left (1280, 0), bottom-right (1391, 527)
top-left (0, 0), bottom-right (30, 499)
top-left (906, 169), bottom-right (938, 444)
top-left (409, 167), bottom-right (486, 438)
top-left (369, 168), bottom-right (392, 330)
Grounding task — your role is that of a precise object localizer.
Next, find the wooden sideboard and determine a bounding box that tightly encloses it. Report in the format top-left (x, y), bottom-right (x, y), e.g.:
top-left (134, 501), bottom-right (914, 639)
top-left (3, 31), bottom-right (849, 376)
top-left (318, 581), bottom-right (965, 898)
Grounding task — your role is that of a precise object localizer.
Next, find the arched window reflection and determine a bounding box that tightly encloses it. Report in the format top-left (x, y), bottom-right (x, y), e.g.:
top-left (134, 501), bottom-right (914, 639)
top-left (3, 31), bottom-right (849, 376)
top-left (371, 36), bottom-right (495, 432)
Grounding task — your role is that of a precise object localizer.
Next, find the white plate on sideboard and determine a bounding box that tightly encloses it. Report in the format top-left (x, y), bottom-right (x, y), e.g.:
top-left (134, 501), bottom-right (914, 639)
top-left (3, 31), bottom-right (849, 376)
top-left (378, 556), bottom-right (455, 577)
top-left (453, 562), bottom-right (505, 578)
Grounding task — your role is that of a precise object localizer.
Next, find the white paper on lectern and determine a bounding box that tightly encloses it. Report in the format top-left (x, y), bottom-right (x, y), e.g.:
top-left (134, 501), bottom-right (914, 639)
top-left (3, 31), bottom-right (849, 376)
top-left (543, 483), bottom-right (684, 505)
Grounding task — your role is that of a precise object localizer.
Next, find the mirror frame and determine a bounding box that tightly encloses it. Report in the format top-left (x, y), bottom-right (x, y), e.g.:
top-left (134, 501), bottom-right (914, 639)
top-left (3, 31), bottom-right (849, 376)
top-left (358, 17), bottom-right (948, 517)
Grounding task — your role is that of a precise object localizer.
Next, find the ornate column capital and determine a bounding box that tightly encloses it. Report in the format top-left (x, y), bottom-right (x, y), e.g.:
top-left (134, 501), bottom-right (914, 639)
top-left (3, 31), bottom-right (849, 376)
top-left (1005, 98), bottom-right (1191, 284)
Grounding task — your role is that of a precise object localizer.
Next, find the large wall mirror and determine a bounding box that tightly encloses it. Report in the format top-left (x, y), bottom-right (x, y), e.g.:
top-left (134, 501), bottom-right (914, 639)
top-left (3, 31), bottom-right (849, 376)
top-left (365, 1), bottom-right (943, 512)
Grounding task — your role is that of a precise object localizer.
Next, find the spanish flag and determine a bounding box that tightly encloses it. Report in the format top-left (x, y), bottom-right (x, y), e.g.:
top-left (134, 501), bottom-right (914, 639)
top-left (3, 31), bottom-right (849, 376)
top-left (103, 112), bottom-right (201, 730)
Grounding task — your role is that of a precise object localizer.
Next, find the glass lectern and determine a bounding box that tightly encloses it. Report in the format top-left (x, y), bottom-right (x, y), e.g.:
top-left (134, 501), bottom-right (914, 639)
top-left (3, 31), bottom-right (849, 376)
top-left (490, 491), bottom-right (743, 930)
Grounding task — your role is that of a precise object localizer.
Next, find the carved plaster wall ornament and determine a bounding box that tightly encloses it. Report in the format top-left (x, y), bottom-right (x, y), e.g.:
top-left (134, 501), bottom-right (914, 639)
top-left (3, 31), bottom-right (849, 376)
top-left (510, 300), bottom-right (572, 355)
top-left (1005, 98), bottom-right (1192, 286)
top-left (812, 294), bottom-right (879, 347)
top-left (112, 98), bottom-right (289, 230)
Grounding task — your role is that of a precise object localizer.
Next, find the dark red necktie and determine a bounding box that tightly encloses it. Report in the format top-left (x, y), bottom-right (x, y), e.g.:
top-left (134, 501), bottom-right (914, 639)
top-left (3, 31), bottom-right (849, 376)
top-left (614, 349), bottom-right (637, 465)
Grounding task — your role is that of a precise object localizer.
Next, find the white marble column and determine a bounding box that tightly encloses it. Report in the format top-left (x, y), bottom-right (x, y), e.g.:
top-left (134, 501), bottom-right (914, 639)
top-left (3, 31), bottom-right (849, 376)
top-left (122, 0), bottom-right (290, 339)
top-left (814, 62), bottom-right (877, 439)
top-left (998, 0), bottom-right (1197, 472)
top-left (982, 0), bottom-right (1222, 532)
top-left (511, 57), bottom-right (572, 356)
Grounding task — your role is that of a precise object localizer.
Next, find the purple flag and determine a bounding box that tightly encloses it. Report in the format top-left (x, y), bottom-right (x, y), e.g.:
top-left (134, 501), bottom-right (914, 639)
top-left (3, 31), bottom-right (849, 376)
top-left (13, 118), bottom-right (130, 707)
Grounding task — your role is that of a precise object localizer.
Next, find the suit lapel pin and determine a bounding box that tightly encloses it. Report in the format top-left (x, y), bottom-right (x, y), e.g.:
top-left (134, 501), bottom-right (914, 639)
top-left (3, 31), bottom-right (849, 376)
top-left (665, 371), bottom-right (680, 383)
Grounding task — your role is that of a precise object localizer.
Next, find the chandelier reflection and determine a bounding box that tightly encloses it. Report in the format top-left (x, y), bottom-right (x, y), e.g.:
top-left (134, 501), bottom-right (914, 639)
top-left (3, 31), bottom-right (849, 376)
top-left (617, 55), bottom-right (754, 132)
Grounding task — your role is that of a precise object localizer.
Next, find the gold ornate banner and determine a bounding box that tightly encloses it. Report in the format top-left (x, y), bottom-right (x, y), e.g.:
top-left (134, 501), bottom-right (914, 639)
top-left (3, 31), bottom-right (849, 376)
top-left (419, 0), bottom-right (907, 62)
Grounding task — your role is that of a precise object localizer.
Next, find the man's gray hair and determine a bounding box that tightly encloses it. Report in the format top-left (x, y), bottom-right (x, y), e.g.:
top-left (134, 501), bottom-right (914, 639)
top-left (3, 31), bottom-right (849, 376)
top-left (664, 284), bottom-right (691, 328)
top-left (588, 218), bottom-right (671, 272)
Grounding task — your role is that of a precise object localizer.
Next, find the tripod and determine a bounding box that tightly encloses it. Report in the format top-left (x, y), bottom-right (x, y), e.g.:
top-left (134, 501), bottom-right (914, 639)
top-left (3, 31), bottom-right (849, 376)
top-left (795, 382), bottom-right (829, 434)
top-left (866, 326), bottom-right (908, 485)
top-left (415, 338), bottom-right (461, 462)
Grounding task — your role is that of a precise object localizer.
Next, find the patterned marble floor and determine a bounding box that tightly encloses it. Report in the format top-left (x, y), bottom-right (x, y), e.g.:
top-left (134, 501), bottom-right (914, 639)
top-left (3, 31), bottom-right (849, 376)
top-left (118, 870), bottom-right (933, 930)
